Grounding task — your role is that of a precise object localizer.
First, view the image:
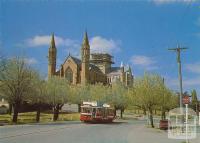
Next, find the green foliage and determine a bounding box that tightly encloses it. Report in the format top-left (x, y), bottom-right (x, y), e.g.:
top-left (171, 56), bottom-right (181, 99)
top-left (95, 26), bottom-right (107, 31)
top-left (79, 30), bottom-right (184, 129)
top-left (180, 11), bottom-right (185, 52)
top-left (0, 57), bottom-right (40, 122)
top-left (132, 73), bottom-right (162, 110)
top-left (191, 89), bottom-right (199, 112)
top-left (128, 72), bottom-right (178, 127)
top-left (70, 84), bottom-right (91, 104)
top-left (110, 80), bottom-right (128, 109)
top-left (46, 76), bottom-right (70, 106)
top-left (0, 57), bottom-right (37, 105)
top-left (90, 83), bottom-right (111, 103)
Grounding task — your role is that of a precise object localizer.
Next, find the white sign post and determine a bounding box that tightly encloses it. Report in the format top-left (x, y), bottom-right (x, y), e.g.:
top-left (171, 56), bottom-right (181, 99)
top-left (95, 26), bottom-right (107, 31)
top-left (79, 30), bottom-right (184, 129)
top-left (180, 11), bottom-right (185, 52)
top-left (183, 96), bottom-right (190, 143)
top-left (199, 112), bottom-right (200, 126)
top-left (185, 104), bottom-right (189, 143)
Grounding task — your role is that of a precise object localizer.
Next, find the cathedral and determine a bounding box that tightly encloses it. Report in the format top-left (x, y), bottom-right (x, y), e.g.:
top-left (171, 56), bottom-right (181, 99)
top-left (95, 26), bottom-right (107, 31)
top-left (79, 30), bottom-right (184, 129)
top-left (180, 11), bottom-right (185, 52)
top-left (48, 32), bottom-right (133, 86)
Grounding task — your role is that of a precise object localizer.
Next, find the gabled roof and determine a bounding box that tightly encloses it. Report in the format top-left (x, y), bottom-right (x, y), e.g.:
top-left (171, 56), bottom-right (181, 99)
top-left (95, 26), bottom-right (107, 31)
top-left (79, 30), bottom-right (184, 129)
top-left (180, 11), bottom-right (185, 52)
top-left (63, 55), bottom-right (103, 74)
top-left (63, 55), bottom-right (81, 66)
top-left (70, 56), bottom-right (81, 65)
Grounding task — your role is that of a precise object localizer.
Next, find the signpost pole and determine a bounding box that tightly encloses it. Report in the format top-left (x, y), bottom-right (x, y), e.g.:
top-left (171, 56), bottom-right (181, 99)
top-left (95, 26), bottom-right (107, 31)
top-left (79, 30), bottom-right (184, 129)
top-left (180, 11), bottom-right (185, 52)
top-left (186, 103), bottom-right (189, 143)
top-left (199, 112), bottom-right (200, 126)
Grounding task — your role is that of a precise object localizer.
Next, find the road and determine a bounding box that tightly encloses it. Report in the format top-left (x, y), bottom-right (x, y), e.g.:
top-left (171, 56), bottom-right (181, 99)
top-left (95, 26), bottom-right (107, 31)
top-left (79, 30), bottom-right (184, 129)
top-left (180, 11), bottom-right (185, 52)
top-left (0, 120), bottom-right (199, 143)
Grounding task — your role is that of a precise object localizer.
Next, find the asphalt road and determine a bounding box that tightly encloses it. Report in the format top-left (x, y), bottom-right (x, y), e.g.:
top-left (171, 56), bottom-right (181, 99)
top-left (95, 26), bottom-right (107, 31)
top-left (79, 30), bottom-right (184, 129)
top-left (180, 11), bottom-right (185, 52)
top-left (0, 120), bottom-right (199, 143)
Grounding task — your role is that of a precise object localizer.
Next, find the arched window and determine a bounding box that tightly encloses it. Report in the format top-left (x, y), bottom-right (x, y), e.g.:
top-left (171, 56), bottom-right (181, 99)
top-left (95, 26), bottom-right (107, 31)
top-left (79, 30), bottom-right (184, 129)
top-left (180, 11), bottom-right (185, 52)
top-left (65, 67), bottom-right (73, 83)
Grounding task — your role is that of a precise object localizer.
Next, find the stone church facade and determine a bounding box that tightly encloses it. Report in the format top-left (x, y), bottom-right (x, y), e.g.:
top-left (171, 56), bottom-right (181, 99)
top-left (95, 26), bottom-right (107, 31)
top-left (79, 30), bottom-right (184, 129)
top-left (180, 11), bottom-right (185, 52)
top-left (48, 32), bottom-right (133, 86)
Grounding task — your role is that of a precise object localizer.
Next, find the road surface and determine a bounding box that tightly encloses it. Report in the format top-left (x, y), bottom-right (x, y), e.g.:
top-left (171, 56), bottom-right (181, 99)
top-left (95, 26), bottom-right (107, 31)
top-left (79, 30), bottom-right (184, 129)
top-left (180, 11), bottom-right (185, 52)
top-left (0, 120), bottom-right (199, 143)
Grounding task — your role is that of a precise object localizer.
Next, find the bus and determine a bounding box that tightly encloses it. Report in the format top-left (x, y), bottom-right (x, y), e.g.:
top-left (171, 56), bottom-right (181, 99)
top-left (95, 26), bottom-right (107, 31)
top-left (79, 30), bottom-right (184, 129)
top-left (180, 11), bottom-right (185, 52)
top-left (80, 101), bottom-right (115, 123)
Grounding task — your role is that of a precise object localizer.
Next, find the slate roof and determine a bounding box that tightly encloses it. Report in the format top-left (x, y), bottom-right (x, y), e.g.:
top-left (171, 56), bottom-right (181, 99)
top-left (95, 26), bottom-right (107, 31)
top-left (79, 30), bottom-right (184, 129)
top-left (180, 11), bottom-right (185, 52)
top-left (70, 56), bottom-right (81, 65)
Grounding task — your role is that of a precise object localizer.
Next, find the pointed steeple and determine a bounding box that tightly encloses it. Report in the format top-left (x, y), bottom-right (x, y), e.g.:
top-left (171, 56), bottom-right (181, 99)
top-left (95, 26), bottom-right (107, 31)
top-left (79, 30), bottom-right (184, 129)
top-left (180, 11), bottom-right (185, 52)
top-left (48, 33), bottom-right (57, 78)
top-left (81, 30), bottom-right (90, 85)
top-left (82, 31), bottom-right (89, 47)
top-left (50, 33), bottom-right (56, 49)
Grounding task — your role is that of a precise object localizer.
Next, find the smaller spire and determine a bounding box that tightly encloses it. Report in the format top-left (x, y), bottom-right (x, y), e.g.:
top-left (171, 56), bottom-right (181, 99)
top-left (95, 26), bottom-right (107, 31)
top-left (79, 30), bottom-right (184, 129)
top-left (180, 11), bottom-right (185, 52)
top-left (50, 33), bottom-right (56, 49)
top-left (82, 30), bottom-right (89, 46)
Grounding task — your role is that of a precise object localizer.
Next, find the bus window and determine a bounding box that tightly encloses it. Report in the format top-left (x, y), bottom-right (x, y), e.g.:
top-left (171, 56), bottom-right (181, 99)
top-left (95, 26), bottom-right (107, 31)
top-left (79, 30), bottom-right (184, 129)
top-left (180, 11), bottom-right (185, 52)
top-left (96, 108), bottom-right (103, 116)
top-left (81, 107), bottom-right (92, 113)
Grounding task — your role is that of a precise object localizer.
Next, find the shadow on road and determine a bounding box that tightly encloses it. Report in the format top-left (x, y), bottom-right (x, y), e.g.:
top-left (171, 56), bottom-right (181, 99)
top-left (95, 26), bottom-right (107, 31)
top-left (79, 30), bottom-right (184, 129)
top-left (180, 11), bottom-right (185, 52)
top-left (83, 121), bottom-right (128, 125)
top-left (29, 121), bottom-right (82, 126)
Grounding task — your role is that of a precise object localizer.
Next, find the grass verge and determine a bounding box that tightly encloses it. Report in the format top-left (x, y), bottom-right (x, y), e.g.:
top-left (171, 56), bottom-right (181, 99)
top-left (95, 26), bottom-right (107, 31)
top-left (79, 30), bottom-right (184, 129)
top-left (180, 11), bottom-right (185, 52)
top-left (0, 112), bottom-right (80, 125)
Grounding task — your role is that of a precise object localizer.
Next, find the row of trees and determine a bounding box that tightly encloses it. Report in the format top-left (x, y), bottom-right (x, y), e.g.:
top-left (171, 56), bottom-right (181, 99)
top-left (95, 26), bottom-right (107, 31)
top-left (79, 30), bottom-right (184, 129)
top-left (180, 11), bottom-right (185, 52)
top-left (0, 57), bottom-right (129, 123)
top-left (0, 57), bottom-right (199, 127)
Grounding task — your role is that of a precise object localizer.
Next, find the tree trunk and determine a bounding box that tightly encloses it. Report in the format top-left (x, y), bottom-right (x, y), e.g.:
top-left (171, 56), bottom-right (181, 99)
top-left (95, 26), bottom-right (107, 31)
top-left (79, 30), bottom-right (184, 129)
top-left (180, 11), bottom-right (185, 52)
top-left (161, 110), bottom-right (166, 120)
top-left (120, 109), bottom-right (123, 119)
top-left (12, 103), bottom-right (20, 123)
top-left (143, 108), bottom-right (146, 115)
top-left (78, 104), bottom-right (81, 113)
top-left (114, 106), bottom-right (117, 116)
top-left (36, 104), bottom-right (41, 122)
top-left (8, 103), bottom-right (12, 115)
top-left (53, 104), bottom-right (60, 121)
top-left (149, 109), bottom-right (154, 128)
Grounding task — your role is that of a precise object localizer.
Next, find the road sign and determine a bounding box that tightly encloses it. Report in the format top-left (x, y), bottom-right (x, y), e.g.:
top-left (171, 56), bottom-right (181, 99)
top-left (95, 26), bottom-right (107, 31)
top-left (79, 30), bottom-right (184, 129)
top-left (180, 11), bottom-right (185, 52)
top-left (183, 96), bottom-right (190, 104)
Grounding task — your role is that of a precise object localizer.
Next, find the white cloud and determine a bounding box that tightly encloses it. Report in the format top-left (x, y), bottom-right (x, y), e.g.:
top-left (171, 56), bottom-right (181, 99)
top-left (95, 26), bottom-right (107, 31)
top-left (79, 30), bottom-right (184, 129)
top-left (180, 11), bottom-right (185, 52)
top-left (90, 36), bottom-right (121, 54)
top-left (130, 55), bottom-right (156, 66)
top-left (165, 76), bottom-right (200, 98)
top-left (184, 77), bottom-right (200, 86)
top-left (26, 35), bottom-right (51, 47)
top-left (130, 55), bottom-right (157, 71)
top-left (24, 58), bottom-right (38, 65)
top-left (21, 34), bottom-right (81, 57)
top-left (152, 0), bottom-right (196, 5)
top-left (165, 76), bottom-right (200, 91)
top-left (24, 35), bottom-right (79, 49)
top-left (186, 62), bottom-right (200, 74)
top-left (21, 35), bottom-right (121, 57)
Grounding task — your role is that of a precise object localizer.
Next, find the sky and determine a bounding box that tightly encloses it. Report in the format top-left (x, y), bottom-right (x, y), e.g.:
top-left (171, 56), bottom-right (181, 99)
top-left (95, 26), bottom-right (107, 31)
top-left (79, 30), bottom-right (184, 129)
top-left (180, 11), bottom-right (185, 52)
top-left (0, 0), bottom-right (200, 96)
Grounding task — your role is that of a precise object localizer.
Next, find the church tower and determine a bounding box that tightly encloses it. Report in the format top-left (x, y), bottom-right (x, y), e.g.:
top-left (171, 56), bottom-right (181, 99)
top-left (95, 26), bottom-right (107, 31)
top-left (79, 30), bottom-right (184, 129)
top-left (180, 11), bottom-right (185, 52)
top-left (48, 33), bottom-right (57, 78)
top-left (81, 31), bottom-right (90, 85)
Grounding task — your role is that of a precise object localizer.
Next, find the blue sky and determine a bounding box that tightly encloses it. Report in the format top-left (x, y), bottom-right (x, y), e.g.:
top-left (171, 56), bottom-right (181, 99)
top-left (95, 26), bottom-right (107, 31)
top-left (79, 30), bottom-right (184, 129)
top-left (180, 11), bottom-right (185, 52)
top-left (0, 0), bottom-right (200, 96)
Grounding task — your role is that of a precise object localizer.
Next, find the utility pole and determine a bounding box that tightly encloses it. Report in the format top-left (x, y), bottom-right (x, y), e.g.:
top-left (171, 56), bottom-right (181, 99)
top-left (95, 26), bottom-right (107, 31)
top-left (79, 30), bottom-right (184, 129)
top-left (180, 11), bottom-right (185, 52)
top-left (168, 45), bottom-right (188, 109)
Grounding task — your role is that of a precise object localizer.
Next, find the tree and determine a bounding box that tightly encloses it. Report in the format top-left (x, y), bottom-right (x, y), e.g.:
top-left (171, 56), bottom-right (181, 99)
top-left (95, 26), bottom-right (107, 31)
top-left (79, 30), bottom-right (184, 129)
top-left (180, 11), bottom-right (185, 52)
top-left (191, 89), bottom-right (199, 114)
top-left (90, 83), bottom-right (111, 104)
top-left (28, 74), bottom-right (47, 122)
top-left (0, 57), bottom-right (36, 123)
top-left (111, 80), bottom-right (128, 118)
top-left (70, 84), bottom-right (90, 112)
top-left (132, 73), bottom-right (164, 128)
top-left (160, 88), bottom-right (178, 120)
top-left (46, 76), bottom-right (69, 121)
top-left (0, 55), bottom-right (6, 74)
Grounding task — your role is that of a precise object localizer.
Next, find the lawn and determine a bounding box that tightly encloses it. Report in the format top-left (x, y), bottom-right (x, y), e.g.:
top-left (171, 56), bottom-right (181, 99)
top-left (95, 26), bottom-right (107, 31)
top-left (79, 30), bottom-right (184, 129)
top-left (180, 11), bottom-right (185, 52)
top-left (0, 112), bottom-right (80, 124)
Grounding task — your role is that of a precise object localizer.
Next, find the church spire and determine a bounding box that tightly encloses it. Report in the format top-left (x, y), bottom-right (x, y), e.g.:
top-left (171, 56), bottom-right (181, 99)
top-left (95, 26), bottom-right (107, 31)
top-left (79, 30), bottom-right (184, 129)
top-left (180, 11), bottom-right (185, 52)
top-left (82, 31), bottom-right (89, 47)
top-left (81, 31), bottom-right (90, 85)
top-left (50, 33), bottom-right (56, 49)
top-left (48, 33), bottom-right (57, 78)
